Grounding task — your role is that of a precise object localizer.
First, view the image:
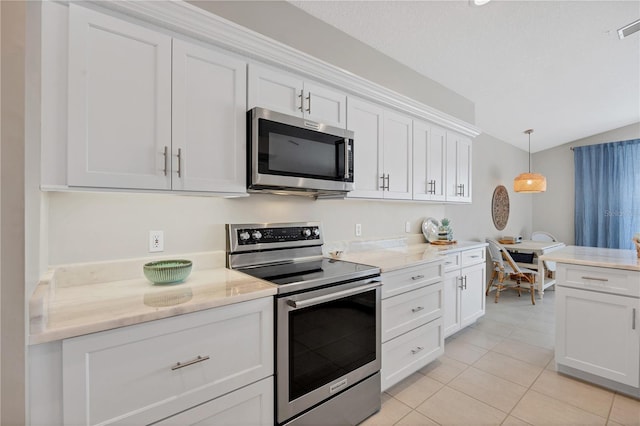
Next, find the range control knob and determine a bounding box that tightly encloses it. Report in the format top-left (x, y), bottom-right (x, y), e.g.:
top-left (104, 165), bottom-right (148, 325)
top-left (312, 228), bottom-right (320, 237)
top-left (239, 231), bottom-right (250, 241)
top-left (301, 228), bottom-right (312, 238)
top-left (251, 230), bottom-right (263, 241)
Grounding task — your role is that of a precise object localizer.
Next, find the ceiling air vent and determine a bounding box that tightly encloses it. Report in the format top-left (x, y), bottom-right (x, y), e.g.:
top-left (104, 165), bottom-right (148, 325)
top-left (618, 19), bottom-right (640, 39)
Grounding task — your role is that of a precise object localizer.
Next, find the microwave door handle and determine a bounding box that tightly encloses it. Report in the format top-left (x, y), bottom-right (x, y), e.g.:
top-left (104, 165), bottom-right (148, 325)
top-left (286, 281), bottom-right (381, 310)
top-left (344, 139), bottom-right (350, 179)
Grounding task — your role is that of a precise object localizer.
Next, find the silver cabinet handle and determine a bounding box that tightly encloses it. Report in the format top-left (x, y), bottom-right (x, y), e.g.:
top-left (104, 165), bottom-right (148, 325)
top-left (457, 184), bottom-right (465, 196)
top-left (464, 275), bottom-right (468, 290)
top-left (171, 355), bottom-right (210, 371)
top-left (386, 174), bottom-right (390, 190)
top-left (411, 275), bottom-right (425, 281)
top-left (380, 175), bottom-right (386, 190)
top-left (427, 180), bottom-right (436, 194)
top-left (411, 346), bottom-right (424, 355)
top-left (469, 255), bottom-right (480, 259)
top-left (305, 92), bottom-right (311, 113)
top-left (163, 146), bottom-right (168, 176)
top-left (298, 89), bottom-right (304, 111)
top-left (633, 308), bottom-right (636, 330)
top-left (581, 276), bottom-right (608, 282)
top-left (176, 148), bottom-right (183, 178)
top-left (411, 306), bottom-right (424, 313)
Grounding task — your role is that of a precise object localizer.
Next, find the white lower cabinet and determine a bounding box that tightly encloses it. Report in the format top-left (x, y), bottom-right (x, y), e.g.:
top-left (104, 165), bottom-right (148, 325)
top-left (555, 264), bottom-right (640, 391)
top-left (62, 298), bottom-right (273, 426)
top-left (154, 377), bottom-right (273, 426)
top-left (443, 247), bottom-right (486, 338)
top-left (381, 262), bottom-right (444, 391)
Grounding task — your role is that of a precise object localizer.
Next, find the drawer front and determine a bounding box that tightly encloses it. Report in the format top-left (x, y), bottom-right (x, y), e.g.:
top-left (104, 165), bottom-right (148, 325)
top-left (63, 298), bottom-right (273, 426)
top-left (382, 282), bottom-right (443, 343)
top-left (461, 248), bottom-right (485, 267)
top-left (381, 318), bottom-right (444, 391)
top-left (443, 253), bottom-right (461, 272)
top-left (558, 264), bottom-right (640, 298)
top-left (382, 262), bottom-right (443, 299)
top-left (155, 376), bottom-right (273, 426)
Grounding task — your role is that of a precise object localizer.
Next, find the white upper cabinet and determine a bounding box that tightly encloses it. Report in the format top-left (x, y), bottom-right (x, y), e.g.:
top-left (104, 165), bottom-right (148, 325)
top-left (445, 133), bottom-right (472, 203)
top-left (67, 5), bottom-right (172, 190)
top-left (346, 97), bottom-right (384, 198)
top-left (248, 64), bottom-right (347, 129)
top-left (347, 97), bottom-right (412, 200)
top-left (172, 39), bottom-right (246, 193)
top-left (413, 121), bottom-right (446, 201)
top-left (382, 111), bottom-right (413, 200)
top-left (66, 5), bottom-right (246, 194)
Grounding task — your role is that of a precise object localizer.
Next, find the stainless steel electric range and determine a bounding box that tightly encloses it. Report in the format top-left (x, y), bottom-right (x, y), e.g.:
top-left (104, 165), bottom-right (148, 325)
top-left (226, 222), bottom-right (382, 426)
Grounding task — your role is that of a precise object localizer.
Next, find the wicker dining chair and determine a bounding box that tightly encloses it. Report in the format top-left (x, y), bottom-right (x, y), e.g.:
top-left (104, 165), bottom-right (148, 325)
top-left (486, 238), bottom-right (538, 305)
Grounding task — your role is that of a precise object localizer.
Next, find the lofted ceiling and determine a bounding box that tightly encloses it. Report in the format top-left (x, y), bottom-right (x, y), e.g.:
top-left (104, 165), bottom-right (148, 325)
top-left (288, 0), bottom-right (640, 152)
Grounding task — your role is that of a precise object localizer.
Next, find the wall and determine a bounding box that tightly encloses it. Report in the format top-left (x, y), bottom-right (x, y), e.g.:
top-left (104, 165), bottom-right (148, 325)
top-left (532, 122), bottom-right (640, 245)
top-left (188, 0), bottom-right (475, 125)
top-left (1, 1), bottom-right (26, 424)
top-left (446, 133), bottom-right (532, 242)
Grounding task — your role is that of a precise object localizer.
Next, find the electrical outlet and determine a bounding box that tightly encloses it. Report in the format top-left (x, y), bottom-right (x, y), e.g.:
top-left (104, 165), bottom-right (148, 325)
top-left (355, 223), bottom-right (362, 237)
top-left (149, 230), bottom-right (164, 252)
top-left (405, 221), bottom-right (411, 233)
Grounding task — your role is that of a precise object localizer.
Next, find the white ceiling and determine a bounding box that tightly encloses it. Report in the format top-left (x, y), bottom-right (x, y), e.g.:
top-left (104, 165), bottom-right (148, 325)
top-left (288, 0), bottom-right (640, 152)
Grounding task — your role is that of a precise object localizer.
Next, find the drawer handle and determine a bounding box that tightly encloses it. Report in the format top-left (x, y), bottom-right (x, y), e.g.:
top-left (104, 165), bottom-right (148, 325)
top-left (445, 262), bottom-right (453, 265)
top-left (581, 276), bottom-right (608, 282)
top-left (411, 346), bottom-right (424, 355)
top-left (412, 306), bottom-right (424, 313)
top-left (633, 308), bottom-right (636, 331)
top-left (411, 275), bottom-right (425, 281)
top-left (171, 355), bottom-right (210, 371)
top-left (469, 255), bottom-right (480, 258)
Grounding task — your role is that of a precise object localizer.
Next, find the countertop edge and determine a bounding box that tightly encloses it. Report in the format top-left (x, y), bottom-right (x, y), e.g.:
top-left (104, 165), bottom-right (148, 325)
top-left (29, 286), bottom-right (277, 345)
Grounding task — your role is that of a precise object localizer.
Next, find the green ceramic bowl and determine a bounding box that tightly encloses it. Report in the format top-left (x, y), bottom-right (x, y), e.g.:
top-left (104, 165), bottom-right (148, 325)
top-left (143, 260), bottom-right (192, 285)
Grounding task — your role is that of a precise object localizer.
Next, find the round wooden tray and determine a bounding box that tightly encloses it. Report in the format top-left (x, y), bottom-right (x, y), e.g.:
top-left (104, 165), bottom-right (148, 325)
top-left (430, 240), bottom-right (457, 245)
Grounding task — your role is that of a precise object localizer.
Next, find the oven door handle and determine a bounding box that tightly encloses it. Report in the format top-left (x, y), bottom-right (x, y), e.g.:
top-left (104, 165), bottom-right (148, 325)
top-left (286, 281), bottom-right (382, 309)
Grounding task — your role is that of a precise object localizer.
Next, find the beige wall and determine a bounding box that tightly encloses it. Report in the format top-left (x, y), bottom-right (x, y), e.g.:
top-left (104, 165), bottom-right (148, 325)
top-left (189, 0), bottom-right (475, 125)
top-left (1, 1), bottom-right (26, 424)
top-left (446, 133), bottom-right (532, 242)
top-left (532, 122), bottom-right (640, 245)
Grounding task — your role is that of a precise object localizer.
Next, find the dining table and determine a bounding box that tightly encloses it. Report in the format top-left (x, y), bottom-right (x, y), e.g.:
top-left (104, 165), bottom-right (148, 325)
top-left (499, 239), bottom-right (566, 299)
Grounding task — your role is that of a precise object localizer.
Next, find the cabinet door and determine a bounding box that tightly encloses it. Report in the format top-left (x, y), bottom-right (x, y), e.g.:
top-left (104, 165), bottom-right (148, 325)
top-left (346, 97), bottom-right (384, 199)
top-left (445, 133), bottom-right (472, 203)
top-left (382, 110), bottom-right (413, 200)
top-left (247, 64), bottom-right (304, 117)
top-left (460, 263), bottom-right (486, 328)
top-left (413, 121), bottom-right (446, 201)
top-left (556, 287), bottom-right (639, 387)
top-left (155, 377), bottom-right (273, 426)
top-left (172, 39), bottom-right (246, 193)
top-left (67, 5), bottom-right (172, 190)
top-left (443, 270), bottom-right (462, 337)
top-left (304, 82), bottom-right (347, 128)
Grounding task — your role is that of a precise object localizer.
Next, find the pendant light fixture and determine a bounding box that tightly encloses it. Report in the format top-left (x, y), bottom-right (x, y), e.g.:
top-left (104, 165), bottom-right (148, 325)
top-left (514, 129), bottom-right (547, 193)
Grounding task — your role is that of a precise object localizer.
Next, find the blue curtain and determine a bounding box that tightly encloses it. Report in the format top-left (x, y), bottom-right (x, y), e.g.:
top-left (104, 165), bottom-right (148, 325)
top-left (574, 139), bottom-right (640, 249)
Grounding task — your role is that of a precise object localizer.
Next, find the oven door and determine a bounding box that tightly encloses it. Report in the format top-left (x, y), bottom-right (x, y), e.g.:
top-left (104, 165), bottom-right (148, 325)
top-left (249, 107), bottom-right (354, 192)
top-left (276, 278), bottom-right (381, 424)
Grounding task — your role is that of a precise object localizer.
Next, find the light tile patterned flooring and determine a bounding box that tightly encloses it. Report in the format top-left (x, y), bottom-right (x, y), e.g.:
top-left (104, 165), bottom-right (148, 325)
top-left (363, 289), bottom-right (640, 426)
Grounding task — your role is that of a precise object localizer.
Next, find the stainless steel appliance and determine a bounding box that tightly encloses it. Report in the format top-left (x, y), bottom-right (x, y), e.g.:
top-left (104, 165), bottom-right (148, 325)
top-left (247, 107), bottom-right (355, 197)
top-left (226, 222), bottom-right (381, 425)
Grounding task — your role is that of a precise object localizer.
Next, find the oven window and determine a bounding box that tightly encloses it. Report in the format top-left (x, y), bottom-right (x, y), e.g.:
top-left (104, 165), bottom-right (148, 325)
top-left (258, 119), bottom-right (346, 181)
top-left (289, 289), bottom-right (376, 401)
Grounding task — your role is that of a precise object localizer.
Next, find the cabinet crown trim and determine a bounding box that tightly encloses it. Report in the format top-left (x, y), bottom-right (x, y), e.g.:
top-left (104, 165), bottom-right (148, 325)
top-left (94, 0), bottom-right (481, 137)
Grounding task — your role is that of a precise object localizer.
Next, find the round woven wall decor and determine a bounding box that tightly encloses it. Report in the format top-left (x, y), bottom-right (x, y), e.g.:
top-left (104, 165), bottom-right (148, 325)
top-left (492, 185), bottom-right (510, 231)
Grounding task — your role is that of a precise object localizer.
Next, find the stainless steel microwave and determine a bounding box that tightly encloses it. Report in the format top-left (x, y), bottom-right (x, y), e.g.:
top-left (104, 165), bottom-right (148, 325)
top-left (247, 107), bottom-right (354, 197)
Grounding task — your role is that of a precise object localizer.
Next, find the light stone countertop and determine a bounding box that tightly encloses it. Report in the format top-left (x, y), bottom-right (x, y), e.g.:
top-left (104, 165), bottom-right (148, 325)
top-left (540, 245), bottom-right (640, 272)
top-left (29, 252), bottom-right (276, 345)
top-left (336, 241), bottom-right (488, 272)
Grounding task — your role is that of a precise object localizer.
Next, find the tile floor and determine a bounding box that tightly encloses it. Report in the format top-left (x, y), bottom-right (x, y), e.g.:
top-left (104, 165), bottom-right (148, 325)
top-left (362, 289), bottom-right (640, 425)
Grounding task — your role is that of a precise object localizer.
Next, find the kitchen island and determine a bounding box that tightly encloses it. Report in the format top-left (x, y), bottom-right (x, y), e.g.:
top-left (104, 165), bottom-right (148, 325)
top-left (541, 245), bottom-right (640, 398)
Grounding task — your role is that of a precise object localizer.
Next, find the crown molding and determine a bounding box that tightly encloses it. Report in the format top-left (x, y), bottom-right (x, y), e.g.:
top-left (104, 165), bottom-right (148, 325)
top-left (87, 0), bottom-right (481, 138)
